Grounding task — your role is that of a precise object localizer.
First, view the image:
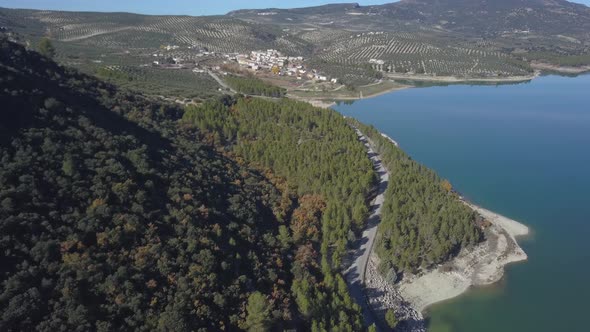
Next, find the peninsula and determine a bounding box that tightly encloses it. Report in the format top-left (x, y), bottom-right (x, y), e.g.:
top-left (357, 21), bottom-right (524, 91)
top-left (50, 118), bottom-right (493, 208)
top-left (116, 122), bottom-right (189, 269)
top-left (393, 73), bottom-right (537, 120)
top-left (345, 121), bottom-right (530, 331)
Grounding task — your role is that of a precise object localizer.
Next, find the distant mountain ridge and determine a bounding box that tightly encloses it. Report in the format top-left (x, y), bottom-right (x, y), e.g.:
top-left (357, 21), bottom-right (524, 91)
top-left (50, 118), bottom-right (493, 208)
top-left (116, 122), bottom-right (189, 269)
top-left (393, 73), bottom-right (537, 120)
top-left (229, 0), bottom-right (590, 38)
top-left (374, 0), bottom-right (590, 37)
top-left (227, 3), bottom-right (362, 16)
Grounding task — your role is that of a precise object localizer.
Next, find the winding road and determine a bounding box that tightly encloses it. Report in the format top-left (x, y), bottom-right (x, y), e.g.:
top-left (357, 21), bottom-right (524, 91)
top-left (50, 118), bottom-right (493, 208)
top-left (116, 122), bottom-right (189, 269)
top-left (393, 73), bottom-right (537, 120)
top-left (344, 127), bottom-right (390, 330)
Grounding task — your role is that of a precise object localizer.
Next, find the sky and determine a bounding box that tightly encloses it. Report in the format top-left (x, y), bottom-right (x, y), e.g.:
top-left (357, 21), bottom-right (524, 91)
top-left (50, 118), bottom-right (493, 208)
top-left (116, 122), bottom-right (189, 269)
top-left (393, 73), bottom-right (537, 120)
top-left (0, 1), bottom-right (395, 16)
top-left (0, 0), bottom-right (589, 16)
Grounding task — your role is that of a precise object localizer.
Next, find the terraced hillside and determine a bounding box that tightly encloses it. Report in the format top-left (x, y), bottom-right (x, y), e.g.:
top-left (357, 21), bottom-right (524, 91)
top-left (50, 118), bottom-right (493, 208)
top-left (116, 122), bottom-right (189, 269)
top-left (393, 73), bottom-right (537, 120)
top-left (2, 0), bottom-right (588, 91)
top-left (230, 0), bottom-right (590, 67)
top-left (230, 0), bottom-right (590, 42)
top-left (0, 8), bottom-right (312, 55)
top-left (0, 8), bottom-right (323, 96)
top-left (316, 31), bottom-right (531, 77)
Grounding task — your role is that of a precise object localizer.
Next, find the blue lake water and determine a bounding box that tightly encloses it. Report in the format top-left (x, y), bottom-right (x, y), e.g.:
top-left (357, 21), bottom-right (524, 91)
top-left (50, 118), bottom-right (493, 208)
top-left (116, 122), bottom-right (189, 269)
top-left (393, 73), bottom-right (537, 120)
top-left (334, 74), bottom-right (590, 332)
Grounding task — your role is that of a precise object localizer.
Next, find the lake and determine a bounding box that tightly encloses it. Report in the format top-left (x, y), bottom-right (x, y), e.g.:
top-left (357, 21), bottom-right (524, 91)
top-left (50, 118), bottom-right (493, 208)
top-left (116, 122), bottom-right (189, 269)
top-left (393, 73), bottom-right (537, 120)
top-left (334, 74), bottom-right (590, 332)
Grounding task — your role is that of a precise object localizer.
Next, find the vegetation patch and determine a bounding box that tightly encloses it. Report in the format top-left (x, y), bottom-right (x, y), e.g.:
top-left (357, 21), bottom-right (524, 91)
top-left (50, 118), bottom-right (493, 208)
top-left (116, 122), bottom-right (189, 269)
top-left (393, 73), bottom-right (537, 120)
top-left (225, 75), bottom-right (286, 97)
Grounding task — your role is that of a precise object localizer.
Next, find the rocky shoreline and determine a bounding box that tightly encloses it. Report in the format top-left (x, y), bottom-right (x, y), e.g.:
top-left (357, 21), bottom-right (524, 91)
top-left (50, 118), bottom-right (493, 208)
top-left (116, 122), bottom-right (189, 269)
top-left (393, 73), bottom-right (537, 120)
top-left (345, 126), bottom-right (530, 331)
top-left (364, 204), bottom-right (529, 331)
top-left (365, 254), bottom-right (426, 332)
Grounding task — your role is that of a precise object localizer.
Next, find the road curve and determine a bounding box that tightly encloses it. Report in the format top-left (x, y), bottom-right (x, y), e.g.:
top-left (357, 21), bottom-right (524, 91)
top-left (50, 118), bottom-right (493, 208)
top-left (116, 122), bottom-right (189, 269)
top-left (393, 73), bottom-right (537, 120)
top-left (344, 127), bottom-right (390, 330)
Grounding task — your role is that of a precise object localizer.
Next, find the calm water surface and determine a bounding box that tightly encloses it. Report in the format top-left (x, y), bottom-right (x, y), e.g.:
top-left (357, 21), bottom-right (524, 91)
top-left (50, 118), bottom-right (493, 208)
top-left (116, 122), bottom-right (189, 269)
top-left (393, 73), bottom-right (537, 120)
top-left (334, 75), bottom-right (590, 332)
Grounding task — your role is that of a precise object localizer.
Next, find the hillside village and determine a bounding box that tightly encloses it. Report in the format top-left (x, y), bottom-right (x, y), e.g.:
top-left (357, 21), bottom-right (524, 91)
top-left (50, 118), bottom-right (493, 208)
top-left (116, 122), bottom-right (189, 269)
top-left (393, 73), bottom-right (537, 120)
top-left (235, 49), bottom-right (337, 83)
top-left (150, 45), bottom-right (338, 85)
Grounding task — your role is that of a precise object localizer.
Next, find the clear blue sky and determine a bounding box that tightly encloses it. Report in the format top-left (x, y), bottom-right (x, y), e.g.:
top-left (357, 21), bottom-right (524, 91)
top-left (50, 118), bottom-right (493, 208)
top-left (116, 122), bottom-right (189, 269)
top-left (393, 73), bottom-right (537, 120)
top-left (0, 0), bottom-right (589, 16)
top-left (0, 1), bottom-right (395, 16)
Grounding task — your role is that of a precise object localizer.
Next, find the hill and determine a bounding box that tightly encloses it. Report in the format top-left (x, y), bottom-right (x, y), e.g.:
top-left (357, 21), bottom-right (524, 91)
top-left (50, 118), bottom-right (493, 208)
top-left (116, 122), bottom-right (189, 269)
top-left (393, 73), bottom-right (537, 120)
top-left (229, 0), bottom-right (590, 39)
top-left (0, 37), bottom-right (376, 331)
top-left (0, 8), bottom-right (311, 54)
top-left (0, 36), bottom-right (297, 331)
top-left (2, 1), bottom-right (588, 91)
top-left (230, 0), bottom-right (590, 70)
top-left (0, 8), bottom-right (313, 97)
top-left (376, 0), bottom-right (590, 37)
top-left (0, 31), bottom-right (486, 330)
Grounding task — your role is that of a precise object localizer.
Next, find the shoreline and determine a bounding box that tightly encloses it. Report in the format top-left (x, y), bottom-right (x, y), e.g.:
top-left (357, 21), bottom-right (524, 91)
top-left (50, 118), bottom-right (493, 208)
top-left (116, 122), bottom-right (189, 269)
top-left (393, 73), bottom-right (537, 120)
top-left (531, 62), bottom-right (590, 75)
top-left (365, 201), bottom-right (530, 331)
top-left (287, 83), bottom-right (410, 109)
top-left (397, 203), bottom-right (529, 313)
top-left (360, 130), bottom-right (530, 331)
top-left (385, 72), bottom-right (539, 83)
top-left (295, 72), bottom-right (539, 108)
top-left (380, 133), bottom-right (399, 147)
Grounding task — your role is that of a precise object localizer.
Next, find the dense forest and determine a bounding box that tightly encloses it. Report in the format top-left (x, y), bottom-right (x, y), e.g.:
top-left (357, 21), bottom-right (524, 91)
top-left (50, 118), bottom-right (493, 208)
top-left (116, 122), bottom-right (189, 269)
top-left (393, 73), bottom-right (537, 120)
top-left (224, 75), bottom-right (286, 97)
top-left (0, 38), bottom-right (299, 331)
top-left (1, 34), bottom-right (487, 331)
top-left (0, 37), bottom-right (377, 331)
top-left (347, 120), bottom-right (482, 278)
top-left (183, 97), bottom-right (376, 330)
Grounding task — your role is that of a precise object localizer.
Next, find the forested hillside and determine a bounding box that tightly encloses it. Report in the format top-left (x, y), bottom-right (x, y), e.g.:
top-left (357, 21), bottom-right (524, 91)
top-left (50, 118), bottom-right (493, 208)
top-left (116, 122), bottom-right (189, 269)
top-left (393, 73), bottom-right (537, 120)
top-left (0, 37), bottom-right (379, 331)
top-left (183, 97), bottom-right (375, 330)
top-left (1, 35), bottom-right (488, 331)
top-left (0, 38), bottom-right (298, 331)
top-left (347, 120), bottom-right (482, 277)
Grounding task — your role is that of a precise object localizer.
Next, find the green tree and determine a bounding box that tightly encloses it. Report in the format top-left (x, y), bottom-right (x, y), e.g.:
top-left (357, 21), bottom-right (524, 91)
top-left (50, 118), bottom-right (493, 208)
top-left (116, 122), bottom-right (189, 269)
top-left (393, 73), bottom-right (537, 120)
top-left (62, 154), bottom-right (75, 176)
top-left (277, 225), bottom-right (291, 251)
top-left (385, 309), bottom-right (398, 329)
top-left (244, 292), bottom-right (270, 332)
top-left (368, 323), bottom-right (377, 332)
top-left (38, 37), bottom-right (56, 58)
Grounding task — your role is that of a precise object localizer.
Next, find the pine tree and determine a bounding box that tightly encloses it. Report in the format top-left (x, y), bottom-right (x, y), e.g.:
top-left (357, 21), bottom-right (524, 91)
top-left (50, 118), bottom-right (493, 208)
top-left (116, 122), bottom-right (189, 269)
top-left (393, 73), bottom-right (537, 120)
top-left (244, 292), bottom-right (270, 332)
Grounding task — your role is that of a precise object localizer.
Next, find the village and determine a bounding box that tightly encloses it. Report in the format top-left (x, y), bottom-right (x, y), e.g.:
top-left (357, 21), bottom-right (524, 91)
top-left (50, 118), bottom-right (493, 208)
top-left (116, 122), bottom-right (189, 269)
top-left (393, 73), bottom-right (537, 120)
top-left (149, 45), bottom-right (338, 85)
top-left (233, 49), bottom-right (338, 83)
